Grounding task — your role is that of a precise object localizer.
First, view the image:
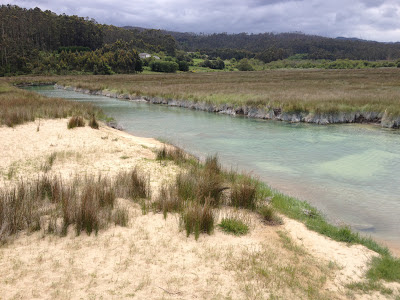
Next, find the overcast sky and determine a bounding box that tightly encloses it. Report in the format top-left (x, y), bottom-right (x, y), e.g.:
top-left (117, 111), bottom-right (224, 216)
top-left (4, 0), bottom-right (400, 42)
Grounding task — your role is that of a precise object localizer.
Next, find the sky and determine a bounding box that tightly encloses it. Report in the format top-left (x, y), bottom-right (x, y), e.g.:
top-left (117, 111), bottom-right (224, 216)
top-left (4, 0), bottom-right (400, 42)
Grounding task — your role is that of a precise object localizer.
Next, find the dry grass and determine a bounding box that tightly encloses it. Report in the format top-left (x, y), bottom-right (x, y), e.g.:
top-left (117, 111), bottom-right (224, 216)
top-left (0, 168), bottom-right (151, 242)
top-left (0, 81), bottom-right (102, 127)
top-left (8, 68), bottom-right (400, 115)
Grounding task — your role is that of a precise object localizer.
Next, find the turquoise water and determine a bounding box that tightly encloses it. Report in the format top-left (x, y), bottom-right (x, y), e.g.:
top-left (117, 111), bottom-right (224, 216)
top-left (30, 86), bottom-right (400, 247)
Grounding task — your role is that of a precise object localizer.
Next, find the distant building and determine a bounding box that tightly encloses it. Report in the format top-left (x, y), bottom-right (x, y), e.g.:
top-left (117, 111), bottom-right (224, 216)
top-left (139, 53), bottom-right (151, 59)
top-left (153, 56), bottom-right (160, 60)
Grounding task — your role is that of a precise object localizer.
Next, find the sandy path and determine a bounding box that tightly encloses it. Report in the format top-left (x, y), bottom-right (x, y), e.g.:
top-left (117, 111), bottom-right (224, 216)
top-left (0, 120), bottom-right (399, 299)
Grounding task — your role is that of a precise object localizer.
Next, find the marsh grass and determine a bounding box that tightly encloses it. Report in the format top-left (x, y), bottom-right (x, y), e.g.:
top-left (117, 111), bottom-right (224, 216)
top-left (0, 81), bottom-right (103, 127)
top-left (16, 69), bottom-right (400, 117)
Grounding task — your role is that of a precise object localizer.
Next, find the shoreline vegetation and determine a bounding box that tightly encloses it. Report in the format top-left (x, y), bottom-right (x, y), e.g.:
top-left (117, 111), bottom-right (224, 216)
top-left (1, 80), bottom-right (400, 298)
top-left (6, 68), bottom-right (400, 129)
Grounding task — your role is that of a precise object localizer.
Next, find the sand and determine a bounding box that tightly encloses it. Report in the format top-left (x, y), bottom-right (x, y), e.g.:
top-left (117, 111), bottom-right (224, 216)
top-left (0, 119), bottom-right (399, 299)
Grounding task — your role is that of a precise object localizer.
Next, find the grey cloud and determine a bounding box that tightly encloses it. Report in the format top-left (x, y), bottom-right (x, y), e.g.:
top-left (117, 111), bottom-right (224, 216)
top-left (4, 0), bottom-right (400, 42)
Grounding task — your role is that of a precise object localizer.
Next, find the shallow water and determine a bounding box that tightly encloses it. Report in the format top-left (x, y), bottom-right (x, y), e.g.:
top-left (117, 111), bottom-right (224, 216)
top-left (30, 86), bottom-right (400, 247)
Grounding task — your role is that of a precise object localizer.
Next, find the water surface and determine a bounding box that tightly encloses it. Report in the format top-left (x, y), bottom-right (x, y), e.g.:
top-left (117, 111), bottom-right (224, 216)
top-left (30, 86), bottom-right (400, 247)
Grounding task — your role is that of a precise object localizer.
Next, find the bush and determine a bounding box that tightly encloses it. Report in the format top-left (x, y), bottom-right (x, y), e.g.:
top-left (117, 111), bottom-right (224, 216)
top-left (237, 58), bottom-right (254, 71)
top-left (219, 217), bottom-right (249, 235)
top-left (150, 61), bottom-right (179, 73)
top-left (178, 61), bottom-right (189, 72)
top-left (67, 116), bottom-right (85, 129)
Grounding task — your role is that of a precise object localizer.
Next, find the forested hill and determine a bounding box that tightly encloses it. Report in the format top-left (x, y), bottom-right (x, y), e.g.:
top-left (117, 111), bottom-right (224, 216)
top-left (0, 5), bottom-right (176, 75)
top-left (2, 4), bottom-right (400, 76)
top-left (159, 31), bottom-right (400, 62)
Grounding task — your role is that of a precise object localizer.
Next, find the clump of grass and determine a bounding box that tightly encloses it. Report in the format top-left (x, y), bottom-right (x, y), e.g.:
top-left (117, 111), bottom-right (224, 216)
top-left (204, 154), bottom-right (221, 174)
top-left (180, 199), bottom-right (215, 240)
top-left (40, 152), bottom-right (57, 173)
top-left (176, 162), bottom-right (226, 206)
top-left (67, 116), bottom-right (85, 129)
top-left (156, 145), bottom-right (187, 164)
top-left (112, 206), bottom-right (129, 227)
top-left (219, 217), bottom-right (249, 236)
top-left (347, 280), bottom-right (393, 295)
top-left (258, 205), bottom-right (283, 225)
top-left (115, 168), bottom-right (150, 200)
top-left (230, 176), bottom-right (259, 209)
top-left (367, 255), bottom-right (400, 282)
top-left (153, 184), bottom-right (182, 219)
top-left (88, 114), bottom-right (99, 129)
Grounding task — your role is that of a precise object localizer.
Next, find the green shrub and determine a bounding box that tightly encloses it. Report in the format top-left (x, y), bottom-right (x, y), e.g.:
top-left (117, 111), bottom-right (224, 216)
top-left (150, 61), bottom-right (179, 73)
top-left (67, 116), bottom-right (85, 129)
top-left (178, 61), bottom-right (189, 72)
top-left (237, 58), bottom-right (254, 71)
top-left (219, 217), bottom-right (249, 235)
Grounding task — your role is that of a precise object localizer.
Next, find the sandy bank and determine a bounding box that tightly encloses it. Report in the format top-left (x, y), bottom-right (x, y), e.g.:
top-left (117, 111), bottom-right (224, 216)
top-left (1, 119), bottom-right (399, 299)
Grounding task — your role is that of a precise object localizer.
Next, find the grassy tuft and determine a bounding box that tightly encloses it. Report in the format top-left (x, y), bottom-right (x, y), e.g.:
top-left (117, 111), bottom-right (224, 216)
top-left (156, 145), bottom-right (187, 164)
top-left (115, 168), bottom-right (150, 201)
top-left (180, 199), bottom-right (215, 240)
top-left (67, 116), bottom-right (85, 129)
top-left (219, 217), bottom-right (249, 236)
top-left (230, 175), bottom-right (259, 210)
top-left (367, 255), bottom-right (400, 282)
top-left (88, 114), bottom-right (99, 129)
top-left (258, 205), bottom-right (283, 225)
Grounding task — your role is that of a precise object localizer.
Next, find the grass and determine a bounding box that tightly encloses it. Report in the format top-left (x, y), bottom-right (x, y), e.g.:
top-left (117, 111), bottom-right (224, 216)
top-left (67, 116), bottom-right (85, 129)
top-left (0, 168), bottom-right (151, 242)
top-left (10, 68), bottom-right (400, 118)
top-left (180, 200), bottom-right (215, 240)
top-left (219, 217), bottom-right (249, 236)
top-left (258, 205), bottom-right (283, 225)
top-left (0, 81), bottom-right (103, 127)
top-left (230, 175), bottom-right (259, 210)
top-left (155, 147), bottom-right (400, 285)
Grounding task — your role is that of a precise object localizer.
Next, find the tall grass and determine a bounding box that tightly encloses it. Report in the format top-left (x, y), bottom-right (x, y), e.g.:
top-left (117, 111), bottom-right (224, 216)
top-left (180, 199), bottom-right (215, 240)
top-left (0, 81), bottom-right (103, 127)
top-left (0, 168), bottom-right (151, 242)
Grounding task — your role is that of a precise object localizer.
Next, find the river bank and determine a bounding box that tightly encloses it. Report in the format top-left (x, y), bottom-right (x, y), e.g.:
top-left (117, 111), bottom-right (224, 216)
top-left (54, 84), bottom-right (400, 129)
top-left (1, 118), bottom-right (399, 299)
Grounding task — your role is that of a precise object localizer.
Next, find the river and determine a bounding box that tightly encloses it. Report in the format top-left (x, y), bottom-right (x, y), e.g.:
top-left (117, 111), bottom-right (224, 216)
top-left (28, 85), bottom-right (400, 249)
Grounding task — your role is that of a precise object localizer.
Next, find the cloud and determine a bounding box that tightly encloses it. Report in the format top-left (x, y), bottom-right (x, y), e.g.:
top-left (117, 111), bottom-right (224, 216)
top-left (4, 0), bottom-right (400, 42)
